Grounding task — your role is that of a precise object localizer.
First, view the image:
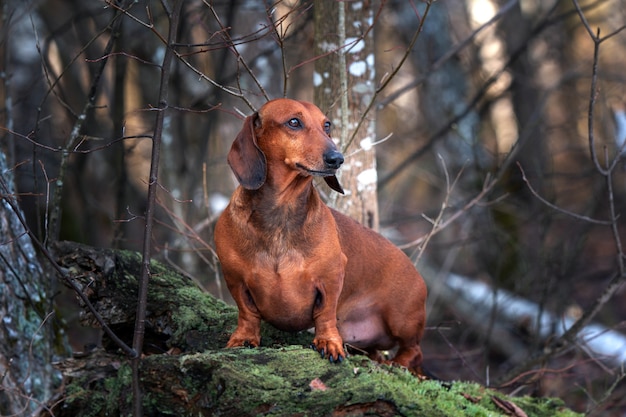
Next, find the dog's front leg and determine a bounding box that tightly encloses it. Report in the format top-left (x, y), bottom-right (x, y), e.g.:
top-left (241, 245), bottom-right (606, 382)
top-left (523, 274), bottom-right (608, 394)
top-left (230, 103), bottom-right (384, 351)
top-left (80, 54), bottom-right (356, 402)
top-left (311, 272), bottom-right (346, 363)
top-left (226, 284), bottom-right (262, 348)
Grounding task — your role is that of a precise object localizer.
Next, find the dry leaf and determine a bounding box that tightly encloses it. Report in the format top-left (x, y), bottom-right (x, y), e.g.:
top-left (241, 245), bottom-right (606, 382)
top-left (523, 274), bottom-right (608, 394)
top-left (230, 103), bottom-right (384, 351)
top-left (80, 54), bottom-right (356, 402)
top-left (309, 377), bottom-right (328, 391)
top-left (461, 392), bottom-right (481, 403)
top-left (491, 396), bottom-right (528, 417)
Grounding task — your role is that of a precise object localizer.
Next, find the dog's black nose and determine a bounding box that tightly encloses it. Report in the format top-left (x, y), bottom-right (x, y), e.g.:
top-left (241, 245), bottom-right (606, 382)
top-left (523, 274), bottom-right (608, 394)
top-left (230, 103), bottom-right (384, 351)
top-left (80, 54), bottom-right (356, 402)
top-left (324, 150), bottom-right (344, 169)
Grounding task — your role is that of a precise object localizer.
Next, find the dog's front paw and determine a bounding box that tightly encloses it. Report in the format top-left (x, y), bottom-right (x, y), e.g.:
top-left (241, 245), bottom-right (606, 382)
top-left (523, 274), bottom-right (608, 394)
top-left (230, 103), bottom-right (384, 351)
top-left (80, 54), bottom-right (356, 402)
top-left (311, 336), bottom-right (346, 363)
top-left (226, 330), bottom-right (260, 348)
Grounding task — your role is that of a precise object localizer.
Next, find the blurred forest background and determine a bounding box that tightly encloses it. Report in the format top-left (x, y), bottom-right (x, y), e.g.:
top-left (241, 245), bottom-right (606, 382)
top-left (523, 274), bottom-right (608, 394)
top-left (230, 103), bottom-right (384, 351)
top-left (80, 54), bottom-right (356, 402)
top-left (2, 0), bottom-right (626, 415)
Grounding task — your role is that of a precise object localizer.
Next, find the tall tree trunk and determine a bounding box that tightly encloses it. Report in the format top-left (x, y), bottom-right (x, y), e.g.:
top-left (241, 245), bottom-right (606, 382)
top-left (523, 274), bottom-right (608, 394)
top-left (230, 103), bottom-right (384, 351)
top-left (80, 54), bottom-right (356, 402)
top-left (0, 149), bottom-right (69, 414)
top-left (1, 2), bottom-right (70, 413)
top-left (495, 0), bottom-right (548, 203)
top-left (313, 1), bottom-right (379, 229)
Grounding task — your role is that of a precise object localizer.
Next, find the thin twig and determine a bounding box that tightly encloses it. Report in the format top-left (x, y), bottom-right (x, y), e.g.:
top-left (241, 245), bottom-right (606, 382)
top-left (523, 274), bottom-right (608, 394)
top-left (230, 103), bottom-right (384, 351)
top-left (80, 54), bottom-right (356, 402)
top-left (585, 26), bottom-right (605, 175)
top-left (604, 148), bottom-right (626, 275)
top-left (264, 2), bottom-right (314, 97)
top-left (584, 365), bottom-right (626, 416)
top-left (338, 1), bottom-right (349, 149)
top-left (436, 323), bottom-right (485, 383)
top-left (345, 132), bottom-right (393, 158)
top-left (517, 163), bottom-right (611, 225)
top-left (398, 173), bottom-right (501, 251)
top-left (410, 154), bottom-right (456, 265)
top-left (131, 1), bottom-right (184, 415)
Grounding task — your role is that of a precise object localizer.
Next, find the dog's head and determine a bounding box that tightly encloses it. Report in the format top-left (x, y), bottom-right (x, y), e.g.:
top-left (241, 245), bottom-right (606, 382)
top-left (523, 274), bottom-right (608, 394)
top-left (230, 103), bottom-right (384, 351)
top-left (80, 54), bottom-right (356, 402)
top-left (227, 98), bottom-right (344, 194)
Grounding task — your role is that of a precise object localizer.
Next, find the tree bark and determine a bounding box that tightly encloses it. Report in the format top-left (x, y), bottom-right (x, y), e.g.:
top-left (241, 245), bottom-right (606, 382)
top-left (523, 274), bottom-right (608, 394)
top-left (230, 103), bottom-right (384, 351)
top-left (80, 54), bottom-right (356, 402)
top-left (313, 1), bottom-right (379, 230)
top-left (0, 151), bottom-right (69, 415)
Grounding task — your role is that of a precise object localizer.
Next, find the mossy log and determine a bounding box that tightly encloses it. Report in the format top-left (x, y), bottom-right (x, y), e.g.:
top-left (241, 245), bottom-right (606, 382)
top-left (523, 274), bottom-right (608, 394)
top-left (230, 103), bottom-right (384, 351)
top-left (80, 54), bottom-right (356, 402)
top-left (48, 241), bottom-right (581, 417)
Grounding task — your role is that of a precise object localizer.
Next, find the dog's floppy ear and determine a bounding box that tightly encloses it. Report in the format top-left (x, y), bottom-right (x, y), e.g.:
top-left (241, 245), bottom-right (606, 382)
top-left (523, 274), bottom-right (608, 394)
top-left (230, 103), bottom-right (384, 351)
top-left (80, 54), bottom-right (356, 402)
top-left (324, 175), bottom-right (344, 194)
top-left (227, 113), bottom-right (266, 190)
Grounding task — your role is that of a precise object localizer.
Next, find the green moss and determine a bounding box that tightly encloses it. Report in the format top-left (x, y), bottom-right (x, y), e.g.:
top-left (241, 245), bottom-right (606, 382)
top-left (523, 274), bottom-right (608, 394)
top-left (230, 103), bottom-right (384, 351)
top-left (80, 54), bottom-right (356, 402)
top-left (60, 336), bottom-right (582, 417)
top-left (167, 348), bottom-right (581, 417)
top-left (103, 364), bottom-right (133, 414)
top-left (63, 376), bottom-right (107, 417)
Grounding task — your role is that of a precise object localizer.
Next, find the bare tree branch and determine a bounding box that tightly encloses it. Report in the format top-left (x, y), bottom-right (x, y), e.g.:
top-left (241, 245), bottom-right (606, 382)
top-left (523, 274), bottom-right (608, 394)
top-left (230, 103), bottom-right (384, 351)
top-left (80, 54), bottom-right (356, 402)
top-left (131, 1), bottom-right (184, 415)
top-left (517, 163), bottom-right (611, 226)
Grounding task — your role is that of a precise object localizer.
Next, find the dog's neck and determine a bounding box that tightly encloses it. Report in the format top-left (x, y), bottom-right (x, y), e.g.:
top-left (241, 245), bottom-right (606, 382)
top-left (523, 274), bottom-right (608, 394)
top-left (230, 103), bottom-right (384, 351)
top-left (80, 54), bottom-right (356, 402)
top-left (236, 170), bottom-right (324, 243)
top-left (248, 176), bottom-right (318, 216)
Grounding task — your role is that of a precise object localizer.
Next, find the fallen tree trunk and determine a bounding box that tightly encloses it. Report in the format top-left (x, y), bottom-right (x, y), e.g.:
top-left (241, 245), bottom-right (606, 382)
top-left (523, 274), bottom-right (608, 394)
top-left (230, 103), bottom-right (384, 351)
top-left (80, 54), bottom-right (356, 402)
top-left (429, 271), bottom-right (626, 367)
top-left (46, 241), bottom-right (580, 416)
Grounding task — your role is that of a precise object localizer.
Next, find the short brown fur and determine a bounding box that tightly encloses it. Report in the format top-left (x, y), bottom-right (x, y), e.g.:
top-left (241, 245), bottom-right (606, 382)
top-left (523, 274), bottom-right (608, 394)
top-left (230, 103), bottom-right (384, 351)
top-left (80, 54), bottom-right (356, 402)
top-left (214, 98), bottom-right (427, 372)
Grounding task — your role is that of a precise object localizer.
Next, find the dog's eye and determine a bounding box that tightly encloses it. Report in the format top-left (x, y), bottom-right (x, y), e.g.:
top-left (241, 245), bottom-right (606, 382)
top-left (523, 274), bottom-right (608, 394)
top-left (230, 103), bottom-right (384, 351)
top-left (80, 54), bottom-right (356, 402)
top-left (287, 118), bottom-right (302, 129)
top-left (324, 121), bottom-right (332, 134)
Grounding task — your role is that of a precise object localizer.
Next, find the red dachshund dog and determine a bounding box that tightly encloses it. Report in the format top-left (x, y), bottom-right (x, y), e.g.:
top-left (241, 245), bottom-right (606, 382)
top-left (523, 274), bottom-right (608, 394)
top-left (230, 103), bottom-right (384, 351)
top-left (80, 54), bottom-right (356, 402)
top-left (214, 98), bottom-right (427, 372)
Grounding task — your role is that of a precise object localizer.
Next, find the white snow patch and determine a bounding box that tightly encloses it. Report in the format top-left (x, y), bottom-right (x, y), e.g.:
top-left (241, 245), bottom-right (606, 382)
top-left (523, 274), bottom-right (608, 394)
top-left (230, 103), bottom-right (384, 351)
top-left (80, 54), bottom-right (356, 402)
top-left (346, 37), bottom-right (364, 53)
top-left (313, 71), bottom-right (323, 87)
top-left (319, 40), bottom-right (338, 53)
top-left (352, 82), bottom-right (372, 94)
top-left (153, 46), bottom-right (165, 64)
top-left (256, 56), bottom-right (271, 85)
top-left (613, 107), bottom-right (626, 153)
top-left (209, 193), bottom-right (230, 215)
top-left (447, 273), bottom-right (626, 365)
top-left (357, 168), bottom-right (377, 191)
top-left (349, 61), bottom-right (367, 77)
top-left (360, 137), bottom-right (373, 151)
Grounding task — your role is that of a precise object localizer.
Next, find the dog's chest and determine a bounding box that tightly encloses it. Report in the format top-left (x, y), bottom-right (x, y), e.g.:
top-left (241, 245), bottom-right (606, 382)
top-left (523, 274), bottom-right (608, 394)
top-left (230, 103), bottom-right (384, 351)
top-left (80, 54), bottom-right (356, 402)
top-left (251, 248), bottom-right (312, 287)
top-left (247, 249), bottom-right (319, 330)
